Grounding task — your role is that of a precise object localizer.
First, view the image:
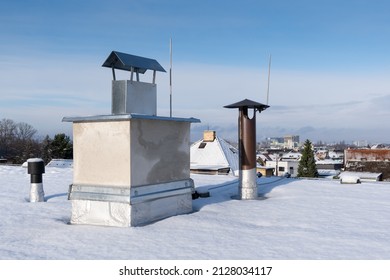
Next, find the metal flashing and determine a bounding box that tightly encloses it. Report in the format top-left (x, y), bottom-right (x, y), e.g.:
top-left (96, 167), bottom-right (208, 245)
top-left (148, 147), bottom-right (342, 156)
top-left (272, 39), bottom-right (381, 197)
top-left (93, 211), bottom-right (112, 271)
top-left (68, 184), bottom-right (131, 203)
top-left (68, 179), bottom-right (194, 204)
top-left (62, 114), bottom-right (200, 123)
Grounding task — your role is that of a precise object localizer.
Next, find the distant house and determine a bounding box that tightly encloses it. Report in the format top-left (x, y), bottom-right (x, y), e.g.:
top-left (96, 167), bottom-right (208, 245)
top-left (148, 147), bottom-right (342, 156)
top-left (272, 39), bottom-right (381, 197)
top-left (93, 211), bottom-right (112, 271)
top-left (328, 150), bottom-right (344, 160)
top-left (190, 131), bottom-right (239, 176)
top-left (265, 156), bottom-right (299, 177)
top-left (316, 149), bottom-right (328, 160)
top-left (256, 166), bottom-right (275, 177)
top-left (264, 151), bottom-right (343, 178)
top-left (344, 149), bottom-right (390, 180)
top-left (281, 151), bottom-right (301, 161)
top-left (257, 153), bottom-right (273, 164)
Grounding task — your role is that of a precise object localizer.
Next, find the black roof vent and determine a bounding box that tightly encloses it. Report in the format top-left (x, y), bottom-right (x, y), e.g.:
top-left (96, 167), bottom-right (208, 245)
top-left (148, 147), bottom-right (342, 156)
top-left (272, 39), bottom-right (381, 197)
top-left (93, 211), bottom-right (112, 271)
top-left (224, 99), bottom-right (269, 112)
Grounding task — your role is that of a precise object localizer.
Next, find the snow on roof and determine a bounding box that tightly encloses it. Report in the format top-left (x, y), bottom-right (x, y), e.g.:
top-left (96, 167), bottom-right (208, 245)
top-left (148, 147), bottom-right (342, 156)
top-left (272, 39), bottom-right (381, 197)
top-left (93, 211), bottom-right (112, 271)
top-left (263, 153), bottom-right (279, 161)
top-left (26, 158), bottom-right (44, 163)
top-left (316, 159), bottom-right (343, 164)
top-left (2, 165), bottom-right (390, 260)
top-left (339, 171), bottom-right (382, 180)
top-left (340, 175), bottom-right (361, 184)
top-left (257, 153), bottom-right (272, 162)
top-left (46, 159), bottom-right (73, 168)
top-left (190, 136), bottom-right (239, 176)
top-left (281, 151), bottom-right (301, 160)
top-left (328, 151), bottom-right (343, 158)
top-left (317, 169), bottom-right (340, 177)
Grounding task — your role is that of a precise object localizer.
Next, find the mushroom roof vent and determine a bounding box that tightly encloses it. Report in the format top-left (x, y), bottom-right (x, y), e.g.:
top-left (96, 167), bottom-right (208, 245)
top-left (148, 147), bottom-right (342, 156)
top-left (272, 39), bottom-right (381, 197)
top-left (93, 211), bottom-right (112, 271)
top-left (224, 99), bottom-right (269, 112)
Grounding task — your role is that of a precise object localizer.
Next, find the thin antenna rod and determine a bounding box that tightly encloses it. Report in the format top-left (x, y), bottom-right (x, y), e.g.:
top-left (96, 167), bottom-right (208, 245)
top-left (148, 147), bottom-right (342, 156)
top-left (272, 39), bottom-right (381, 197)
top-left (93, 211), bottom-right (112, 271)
top-left (266, 54), bottom-right (272, 105)
top-left (169, 38), bottom-right (173, 117)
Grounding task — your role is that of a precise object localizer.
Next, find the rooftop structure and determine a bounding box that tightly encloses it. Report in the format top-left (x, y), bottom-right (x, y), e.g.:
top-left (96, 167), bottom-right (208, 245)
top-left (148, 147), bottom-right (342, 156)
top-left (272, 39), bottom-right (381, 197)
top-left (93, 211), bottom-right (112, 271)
top-left (225, 98), bottom-right (269, 199)
top-left (63, 51), bottom-right (199, 227)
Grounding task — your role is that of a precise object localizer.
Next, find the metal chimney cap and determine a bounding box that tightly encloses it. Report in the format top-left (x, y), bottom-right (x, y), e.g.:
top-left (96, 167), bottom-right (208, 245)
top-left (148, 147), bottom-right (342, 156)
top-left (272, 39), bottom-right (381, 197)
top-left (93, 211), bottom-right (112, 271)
top-left (102, 51), bottom-right (166, 74)
top-left (224, 99), bottom-right (269, 111)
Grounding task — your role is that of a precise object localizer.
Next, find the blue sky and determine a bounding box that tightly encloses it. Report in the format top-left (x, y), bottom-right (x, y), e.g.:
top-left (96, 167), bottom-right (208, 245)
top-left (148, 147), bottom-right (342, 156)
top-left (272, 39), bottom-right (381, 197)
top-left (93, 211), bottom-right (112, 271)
top-left (1, 0), bottom-right (390, 143)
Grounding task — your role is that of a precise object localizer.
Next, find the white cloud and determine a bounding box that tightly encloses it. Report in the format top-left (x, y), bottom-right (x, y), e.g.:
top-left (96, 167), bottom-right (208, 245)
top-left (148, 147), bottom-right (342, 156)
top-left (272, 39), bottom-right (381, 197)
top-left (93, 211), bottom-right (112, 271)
top-left (1, 55), bottom-right (390, 142)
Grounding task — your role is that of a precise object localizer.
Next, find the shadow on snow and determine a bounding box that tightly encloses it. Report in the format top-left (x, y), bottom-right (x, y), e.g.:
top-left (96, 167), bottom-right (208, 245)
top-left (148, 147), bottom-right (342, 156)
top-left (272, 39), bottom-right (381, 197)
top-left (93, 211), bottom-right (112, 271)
top-left (192, 176), bottom-right (299, 212)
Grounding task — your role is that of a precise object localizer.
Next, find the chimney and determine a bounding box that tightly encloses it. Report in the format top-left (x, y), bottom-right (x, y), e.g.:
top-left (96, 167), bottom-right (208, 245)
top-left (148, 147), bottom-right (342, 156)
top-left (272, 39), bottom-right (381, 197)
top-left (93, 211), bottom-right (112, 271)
top-left (102, 51), bottom-right (166, 115)
top-left (63, 51), bottom-right (201, 227)
top-left (203, 130), bottom-right (216, 142)
top-left (224, 99), bottom-right (269, 200)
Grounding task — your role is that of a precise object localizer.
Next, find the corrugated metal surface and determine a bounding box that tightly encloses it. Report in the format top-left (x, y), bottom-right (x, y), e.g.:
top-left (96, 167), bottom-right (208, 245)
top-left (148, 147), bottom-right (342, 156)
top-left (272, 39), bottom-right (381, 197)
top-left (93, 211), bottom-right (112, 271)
top-left (68, 179), bottom-right (194, 204)
top-left (102, 51), bottom-right (166, 73)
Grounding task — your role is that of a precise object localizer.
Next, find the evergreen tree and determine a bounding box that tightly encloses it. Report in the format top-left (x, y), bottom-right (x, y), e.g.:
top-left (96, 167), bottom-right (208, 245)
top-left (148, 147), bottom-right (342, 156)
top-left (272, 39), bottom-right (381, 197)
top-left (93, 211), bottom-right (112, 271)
top-left (40, 135), bottom-right (52, 163)
top-left (297, 139), bottom-right (318, 178)
top-left (49, 133), bottom-right (73, 159)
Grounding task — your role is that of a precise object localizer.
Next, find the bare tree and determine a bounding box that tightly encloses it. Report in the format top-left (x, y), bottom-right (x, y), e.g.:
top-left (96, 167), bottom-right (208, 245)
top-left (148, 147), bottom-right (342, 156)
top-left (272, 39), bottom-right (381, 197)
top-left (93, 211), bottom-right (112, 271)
top-left (0, 119), bottom-right (17, 158)
top-left (0, 119), bottom-right (40, 163)
top-left (0, 118), bottom-right (73, 164)
top-left (15, 122), bottom-right (37, 141)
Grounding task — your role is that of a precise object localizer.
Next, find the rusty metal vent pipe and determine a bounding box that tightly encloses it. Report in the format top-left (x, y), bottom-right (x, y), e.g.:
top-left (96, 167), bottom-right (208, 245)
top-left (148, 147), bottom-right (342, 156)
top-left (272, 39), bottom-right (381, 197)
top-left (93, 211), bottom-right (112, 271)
top-left (224, 99), bottom-right (269, 200)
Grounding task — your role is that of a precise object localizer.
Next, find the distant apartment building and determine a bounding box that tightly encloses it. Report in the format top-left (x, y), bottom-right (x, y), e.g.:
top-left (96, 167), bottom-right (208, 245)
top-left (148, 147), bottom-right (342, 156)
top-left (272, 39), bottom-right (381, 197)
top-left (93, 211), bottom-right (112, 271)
top-left (267, 137), bottom-right (284, 149)
top-left (267, 135), bottom-right (300, 149)
top-left (353, 140), bottom-right (368, 147)
top-left (284, 135), bottom-right (300, 149)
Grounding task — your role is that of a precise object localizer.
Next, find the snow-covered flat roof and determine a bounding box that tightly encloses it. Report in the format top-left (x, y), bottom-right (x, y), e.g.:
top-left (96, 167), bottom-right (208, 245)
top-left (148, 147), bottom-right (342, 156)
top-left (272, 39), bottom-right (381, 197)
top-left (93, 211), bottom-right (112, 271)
top-left (1, 165), bottom-right (390, 259)
top-left (190, 164), bottom-right (229, 171)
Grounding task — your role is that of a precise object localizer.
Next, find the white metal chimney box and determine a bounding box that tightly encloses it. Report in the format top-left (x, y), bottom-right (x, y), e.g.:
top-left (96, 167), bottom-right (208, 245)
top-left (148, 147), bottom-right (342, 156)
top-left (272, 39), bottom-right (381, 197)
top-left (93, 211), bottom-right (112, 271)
top-left (63, 51), bottom-right (200, 227)
top-left (105, 51), bottom-right (164, 115)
